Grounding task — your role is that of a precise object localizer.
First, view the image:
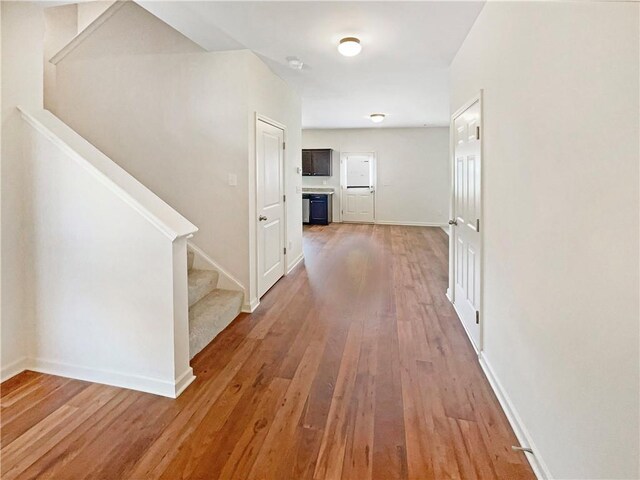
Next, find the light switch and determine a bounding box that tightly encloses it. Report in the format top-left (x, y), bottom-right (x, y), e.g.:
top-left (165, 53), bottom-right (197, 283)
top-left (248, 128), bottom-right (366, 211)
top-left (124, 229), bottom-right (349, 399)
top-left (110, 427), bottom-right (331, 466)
top-left (228, 173), bottom-right (237, 186)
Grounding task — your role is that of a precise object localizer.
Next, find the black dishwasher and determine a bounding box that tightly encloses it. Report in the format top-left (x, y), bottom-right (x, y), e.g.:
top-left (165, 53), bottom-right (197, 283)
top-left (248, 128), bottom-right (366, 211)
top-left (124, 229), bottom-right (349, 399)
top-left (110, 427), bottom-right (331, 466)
top-left (303, 194), bottom-right (332, 225)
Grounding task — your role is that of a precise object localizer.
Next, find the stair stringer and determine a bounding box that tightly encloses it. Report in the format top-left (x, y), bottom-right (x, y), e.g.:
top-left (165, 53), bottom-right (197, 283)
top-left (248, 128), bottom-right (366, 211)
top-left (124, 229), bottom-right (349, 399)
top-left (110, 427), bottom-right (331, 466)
top-left (186, 241), bottom-right (252, 312)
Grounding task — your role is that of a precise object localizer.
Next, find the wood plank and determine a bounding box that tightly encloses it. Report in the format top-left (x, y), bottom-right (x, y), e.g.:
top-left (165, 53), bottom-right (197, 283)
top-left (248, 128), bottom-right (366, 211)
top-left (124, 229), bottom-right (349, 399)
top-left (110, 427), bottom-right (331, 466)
top-left (0, 225), bottom-right (535, 480)
top-left (217, 377), bottom-right (290, 479)
top-left (313, 320), bottom-right (363, 480)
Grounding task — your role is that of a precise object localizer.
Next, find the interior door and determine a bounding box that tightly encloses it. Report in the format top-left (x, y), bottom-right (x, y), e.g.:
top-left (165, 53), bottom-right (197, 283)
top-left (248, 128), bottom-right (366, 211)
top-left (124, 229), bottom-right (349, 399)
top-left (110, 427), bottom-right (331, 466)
top-left (341, 153), bottom-right (375, 223)
top-left (452, 100), bottom-right (482, 350)
top-left (257, 119), bottom-right (285, 298)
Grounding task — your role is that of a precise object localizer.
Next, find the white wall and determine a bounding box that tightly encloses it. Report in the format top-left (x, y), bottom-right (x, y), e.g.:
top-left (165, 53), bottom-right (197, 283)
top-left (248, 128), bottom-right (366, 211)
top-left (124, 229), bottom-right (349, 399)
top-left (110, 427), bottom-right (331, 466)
top-left (451, 2), bottom-right (639, 478)
top-left (21, 110), bottom-right (194, 397)
top-left (53, 2), bottom-right (302, 310)
top-left (247, 54), bottom-right (303, 298)
top-left (77, 0), bottom-right (113, 33)
top-left (43, 4), bottom-right (77, 112)
top-left (302, 128), bottom-right (449, 226)
top-left (1, 1), bottom-right (44, 380)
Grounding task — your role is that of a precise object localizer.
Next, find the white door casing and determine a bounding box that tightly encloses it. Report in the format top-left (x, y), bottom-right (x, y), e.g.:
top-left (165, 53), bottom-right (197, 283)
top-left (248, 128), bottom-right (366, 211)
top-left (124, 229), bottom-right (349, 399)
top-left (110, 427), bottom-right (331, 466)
top-left (341, 152), bottom-right (375, 223)
top-left (450, 96), bottom-right (482, 351)
top-left (257, 118), bottom-right (285, 298)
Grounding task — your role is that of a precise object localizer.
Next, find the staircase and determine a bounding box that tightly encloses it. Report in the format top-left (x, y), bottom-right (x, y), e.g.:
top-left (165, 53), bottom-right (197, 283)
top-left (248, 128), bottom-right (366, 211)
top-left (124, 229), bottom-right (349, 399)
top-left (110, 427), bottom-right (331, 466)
top-left (187, 249), bottom-right (243, 359)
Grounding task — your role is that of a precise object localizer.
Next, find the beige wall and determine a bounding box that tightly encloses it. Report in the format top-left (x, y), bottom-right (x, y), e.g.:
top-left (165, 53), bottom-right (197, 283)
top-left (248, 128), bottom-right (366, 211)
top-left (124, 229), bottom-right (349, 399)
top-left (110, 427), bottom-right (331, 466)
top-left (302, 128), bottom-right (449, 226)
top-left (451, 2), bottom-right (639, 478)
top-left (1, 1), bottom-right (45, 380)
top-left (247, 54), bottom-right (303, 298)
top-left (21, 110), bottom-right (193, 397)
top-left (43, 4), bottom-right (77, 112)
top-left (77, 1), bottom-right (113, 33)
top-left (53, 2), bottom-right (302, 308)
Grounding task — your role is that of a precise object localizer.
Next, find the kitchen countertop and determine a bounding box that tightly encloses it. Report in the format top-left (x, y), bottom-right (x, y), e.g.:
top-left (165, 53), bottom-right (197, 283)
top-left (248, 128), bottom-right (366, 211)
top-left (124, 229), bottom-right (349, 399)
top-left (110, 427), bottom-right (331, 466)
top-left (302, 187), bottom-right (335, 195)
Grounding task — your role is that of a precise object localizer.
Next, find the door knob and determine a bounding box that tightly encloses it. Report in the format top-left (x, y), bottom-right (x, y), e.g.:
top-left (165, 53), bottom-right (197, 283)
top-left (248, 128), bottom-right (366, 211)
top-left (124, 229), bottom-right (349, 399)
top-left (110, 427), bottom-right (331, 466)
top-left (448, 219), bottom-right (458, 226)
top-left (259, 215), bottom-right (268, 221)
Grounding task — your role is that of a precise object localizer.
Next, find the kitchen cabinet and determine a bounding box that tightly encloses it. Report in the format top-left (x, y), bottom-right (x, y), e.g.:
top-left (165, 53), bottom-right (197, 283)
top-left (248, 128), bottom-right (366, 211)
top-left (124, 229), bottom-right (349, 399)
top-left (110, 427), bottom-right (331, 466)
top-left (303, 193), bottom-right (333, 225)
top-left (302, 149), bottom-right (332, 176)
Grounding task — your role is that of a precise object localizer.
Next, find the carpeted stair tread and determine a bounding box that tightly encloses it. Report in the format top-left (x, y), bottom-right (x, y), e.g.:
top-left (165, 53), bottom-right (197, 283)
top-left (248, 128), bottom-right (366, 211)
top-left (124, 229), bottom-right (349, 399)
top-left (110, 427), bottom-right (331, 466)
top-left (188, 269), bottom-right (219, 308)
top-left (189, 289), bottom-right (243, 359)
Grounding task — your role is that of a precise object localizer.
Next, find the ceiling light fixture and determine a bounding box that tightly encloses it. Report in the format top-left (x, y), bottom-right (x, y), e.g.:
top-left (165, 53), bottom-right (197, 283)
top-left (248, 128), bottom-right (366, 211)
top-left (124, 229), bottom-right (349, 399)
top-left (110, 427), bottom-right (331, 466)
top-left (370, 113), bottom-right (386, 123)
top-left (338, 37), bottom-right (362, 57)
top-left (287, 56), bottom-right (304, 70)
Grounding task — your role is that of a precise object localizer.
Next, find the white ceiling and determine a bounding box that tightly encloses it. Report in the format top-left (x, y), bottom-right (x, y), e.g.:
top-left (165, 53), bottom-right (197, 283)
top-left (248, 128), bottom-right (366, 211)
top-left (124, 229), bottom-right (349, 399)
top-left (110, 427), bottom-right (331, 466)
top-left (139, 1), bottom-right (485, 129)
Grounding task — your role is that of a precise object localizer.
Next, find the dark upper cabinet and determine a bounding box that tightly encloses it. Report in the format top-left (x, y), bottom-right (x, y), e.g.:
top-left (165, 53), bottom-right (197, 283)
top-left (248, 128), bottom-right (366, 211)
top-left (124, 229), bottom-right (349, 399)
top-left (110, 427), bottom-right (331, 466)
top-left (302, 150), bottom-right (313, 175)
top-left (302, 149), bottom-right (332, 176)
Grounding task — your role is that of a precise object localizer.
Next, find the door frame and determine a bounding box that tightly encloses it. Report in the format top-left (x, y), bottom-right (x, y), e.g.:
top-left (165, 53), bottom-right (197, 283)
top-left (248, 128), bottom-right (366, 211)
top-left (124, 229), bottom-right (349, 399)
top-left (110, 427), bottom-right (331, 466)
top-left (447, 90), bottom-right (484, 353)
top-left (339, 151), bottom-right (377, 224)
top-left (254, 113), bottom-right (288, 306)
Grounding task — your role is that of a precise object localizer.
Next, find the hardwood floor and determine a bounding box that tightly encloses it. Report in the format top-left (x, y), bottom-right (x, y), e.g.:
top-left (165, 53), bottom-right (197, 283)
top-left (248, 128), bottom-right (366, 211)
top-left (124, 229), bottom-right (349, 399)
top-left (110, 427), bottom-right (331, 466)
top-left (1, 224), bottom-right (534, 479)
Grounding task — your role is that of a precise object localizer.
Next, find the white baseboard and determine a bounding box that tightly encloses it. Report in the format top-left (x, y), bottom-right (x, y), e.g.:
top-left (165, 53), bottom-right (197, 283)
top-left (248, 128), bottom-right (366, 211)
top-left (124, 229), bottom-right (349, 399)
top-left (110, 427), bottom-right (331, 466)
top-left (287, 253), bottom-right (304, 274)
top-left (1, 356), bottom-right (29, 382)
top-left (187, 241), bottom-right (246, 297)
top-left (30, 357), bottom-right (188, 398)
top-left (242, 297), bottom-right (260, 313)
top-left (374, 220), bottom-right (448, 228)
top-left (174, 367), bottom-right (196, 397)
top-left (451, 300), bottom-right (480, 355)
top-left (478, 354), bottom-right (552, 480)
top-left (242, 256), bottom-right (302, 313)
top-left (446, 293), bottom-right (550, 479)
top-left (441, 225), bottom-right (450, 236)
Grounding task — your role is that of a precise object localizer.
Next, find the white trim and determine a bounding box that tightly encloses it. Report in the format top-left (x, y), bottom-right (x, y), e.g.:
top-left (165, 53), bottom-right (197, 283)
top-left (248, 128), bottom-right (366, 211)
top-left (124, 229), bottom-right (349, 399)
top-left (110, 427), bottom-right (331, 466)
top-left (448, 288), bottom-right (549, 479)
top-left (174, 367), bottom-right (196, 397)
top-left (29, 357), bottom-right (188, 398)
top-left (242, 298), bottom-right (260, 313)
top-left (451, 300), bottom-right (480, 356)
top-left (479, 353), bottom-right (552, 480)
top-left (286, 253), bottom-right (304, 274)
top-left (440, 225), bottom-right (450, 236)
top-left (187, 241), bottom-right (246, 297)
top-left (340, 151), bottom-right (377, 224)
top-left (448, 91), bottom-right (484, 351)
top-left (255, 114), bottom-right (288, 301)
top-left (375, 220), bottom-right (448, 228)
top-left (19, 107), bottom-right (198, 241)
top-left (1, 357), bottom-right (29, 382)
top-left (50, 1), bottom-right (127, 65)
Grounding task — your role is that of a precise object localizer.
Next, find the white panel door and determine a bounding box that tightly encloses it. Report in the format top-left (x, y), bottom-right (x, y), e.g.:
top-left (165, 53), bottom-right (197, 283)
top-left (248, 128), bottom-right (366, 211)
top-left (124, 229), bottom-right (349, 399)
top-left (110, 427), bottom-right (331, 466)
top-left (341, 153), bottom-right (375, 223)
top-left (452, 100), bottom-right (482, 350)
top-left (257, 119), bottom-right (285, 298)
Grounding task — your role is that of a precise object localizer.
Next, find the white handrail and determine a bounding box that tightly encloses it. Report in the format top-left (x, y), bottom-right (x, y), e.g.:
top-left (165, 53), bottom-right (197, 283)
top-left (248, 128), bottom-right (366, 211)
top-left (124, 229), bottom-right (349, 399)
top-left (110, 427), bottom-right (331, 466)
top-left (19, 107), bottom-right (198, 241)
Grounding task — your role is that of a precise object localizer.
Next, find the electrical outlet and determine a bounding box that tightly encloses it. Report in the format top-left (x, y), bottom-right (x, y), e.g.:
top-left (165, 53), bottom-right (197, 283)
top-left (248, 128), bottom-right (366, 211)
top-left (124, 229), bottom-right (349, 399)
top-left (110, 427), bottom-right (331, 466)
top-left (228, 173), bottom-right (237, 186)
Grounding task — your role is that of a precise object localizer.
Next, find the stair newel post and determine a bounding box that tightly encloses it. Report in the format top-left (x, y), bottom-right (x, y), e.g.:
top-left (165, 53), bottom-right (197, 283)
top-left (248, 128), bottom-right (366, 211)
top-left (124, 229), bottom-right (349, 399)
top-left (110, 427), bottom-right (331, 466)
top-left (171, 234), bottom-right (196, 397)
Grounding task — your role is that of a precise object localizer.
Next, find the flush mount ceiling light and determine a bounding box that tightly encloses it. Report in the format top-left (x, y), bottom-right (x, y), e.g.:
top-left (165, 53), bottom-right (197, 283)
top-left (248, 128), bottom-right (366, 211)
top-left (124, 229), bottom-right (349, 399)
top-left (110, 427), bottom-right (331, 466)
top-left (287, 56), bottom-right (304, 70)
top-left (338, 37), bottom-right (362, 57)
top-left (370, 113), bottom-right (386, 123)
